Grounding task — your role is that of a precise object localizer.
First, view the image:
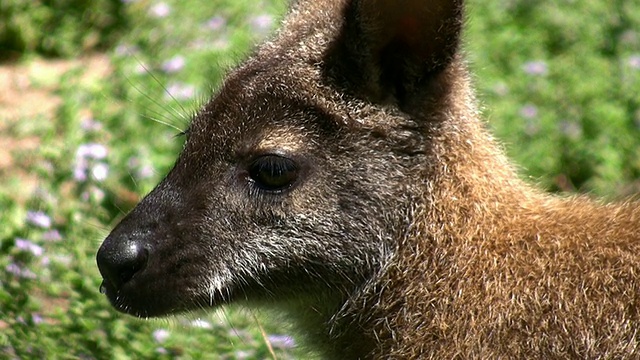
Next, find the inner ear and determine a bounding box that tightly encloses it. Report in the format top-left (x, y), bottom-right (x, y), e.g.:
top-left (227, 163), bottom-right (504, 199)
top-left (326, 0), bottom-right (464, 103)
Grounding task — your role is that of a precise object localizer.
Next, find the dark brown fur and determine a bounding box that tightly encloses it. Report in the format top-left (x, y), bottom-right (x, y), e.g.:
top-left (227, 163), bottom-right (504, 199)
top-left (97, 0), bottom-right (640, 358)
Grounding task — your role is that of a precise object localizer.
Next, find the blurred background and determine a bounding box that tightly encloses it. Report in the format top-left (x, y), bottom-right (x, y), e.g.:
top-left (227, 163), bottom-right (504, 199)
top-left (1, 0), bottom-right (639, 358)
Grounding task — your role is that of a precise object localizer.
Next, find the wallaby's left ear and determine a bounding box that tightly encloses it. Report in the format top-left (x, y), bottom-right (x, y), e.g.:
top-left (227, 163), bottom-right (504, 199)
top-left (326, 0), bottom-right (464, 104)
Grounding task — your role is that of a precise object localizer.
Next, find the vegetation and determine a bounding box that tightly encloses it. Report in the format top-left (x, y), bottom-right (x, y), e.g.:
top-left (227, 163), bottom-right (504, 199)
top-left (0, 0), bottom-right (128, 59)
top-left (1, 0), bottom-right (638, 358)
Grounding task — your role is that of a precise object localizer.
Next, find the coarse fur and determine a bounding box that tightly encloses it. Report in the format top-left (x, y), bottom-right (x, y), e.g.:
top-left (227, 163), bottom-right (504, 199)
top-left (97, 0), bottom-right (640, 358)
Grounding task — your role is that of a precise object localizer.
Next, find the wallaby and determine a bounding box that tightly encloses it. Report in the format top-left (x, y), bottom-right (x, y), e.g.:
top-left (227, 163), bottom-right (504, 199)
top-left (96, 0), bottom-right (640, 358)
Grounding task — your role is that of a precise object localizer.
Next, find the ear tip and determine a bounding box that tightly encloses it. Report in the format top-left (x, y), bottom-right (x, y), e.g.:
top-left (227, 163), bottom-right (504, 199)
top-left (326, 0), bottom-right (466, 102)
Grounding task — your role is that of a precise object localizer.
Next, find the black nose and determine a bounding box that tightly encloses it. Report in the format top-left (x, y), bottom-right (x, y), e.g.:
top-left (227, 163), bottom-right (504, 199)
top-left (96, 234), bottom-right (149, 290)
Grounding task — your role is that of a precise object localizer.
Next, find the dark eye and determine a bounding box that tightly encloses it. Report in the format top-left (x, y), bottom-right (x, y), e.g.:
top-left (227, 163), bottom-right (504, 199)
top-left (248, 155), bottom-right (300, 192)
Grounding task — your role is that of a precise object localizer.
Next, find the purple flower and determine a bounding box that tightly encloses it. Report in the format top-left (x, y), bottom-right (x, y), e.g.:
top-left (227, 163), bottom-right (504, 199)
top-left (492, 82), bottom-right (509, 96)
top-left (80, 117), bottom-right (103, 132)
top-left (74, 143), bottom-right (109, 182)
top-left (134, 62), bottom-right (150, 74)
top-left (40, 256), bottom-right (50, 267)
top-left (129, 156), bottom-right (155, 179)
top-left (165, 82), bottom-right (196, 101)
top-left (138, 164), bottom-right (155, 179)
top-left (42, 230), bottom-right (62, 242)
top-left (153, 329), bottom-right (170, 343)
top-left (249, 14), bottom-right (274, 35)
top-left (267, 334), bottom-right (296, 349)
top-left (559, 120), bottom-right (582, 140)
top-left (115, 44), bottom-right (140, 57)
top-left (150, 2), bottom-right (171, 18)
top-left (6, 263), bottom-right (36, 279)
top-left (522, 60), bottom-right (548, 76)
top-left (161, 55), bottom-right (186, 73)
top-left (81, 186), bottom-right (106, 203)
top-left (206, 16), bottom-right (226, 31)
top-left (32, 313), bottom-right (44, 325)
top-left (628, 54), bottom-right (640, 70)
top-left (26, 211), bottom-right (52, 229)
top-left (73, 161), bottom-right (88, 182)
top-left (15, 238), bottom-right (44, 257)
top-left (519, 104), bottom-right (538, 119)
top-left (77, 143), bottom-right (108, 160)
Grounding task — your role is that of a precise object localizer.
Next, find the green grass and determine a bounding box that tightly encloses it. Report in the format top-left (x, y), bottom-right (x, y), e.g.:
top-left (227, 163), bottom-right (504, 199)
top-left (1, 0), bottom-right (639, 358)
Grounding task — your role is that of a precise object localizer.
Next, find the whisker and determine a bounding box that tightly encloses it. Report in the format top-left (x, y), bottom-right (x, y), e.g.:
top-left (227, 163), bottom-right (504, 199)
top-left (136, 58), bottom-right (191, 120)
top-left (250, 310), bottom-right (277, 360)
top-left (124, 77), bottom-right (186, 133)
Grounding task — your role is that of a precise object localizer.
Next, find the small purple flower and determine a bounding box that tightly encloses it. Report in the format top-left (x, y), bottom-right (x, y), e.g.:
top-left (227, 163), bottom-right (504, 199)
top-left (267, 334), bottom-right (296, 349)
top-left (628, 54), bottom-right (640, 70)
top-left (15, 238), bottom-right (44, 257)
top-left (32, 313), bottom-right (44, 325)
top-left (42, 230), bottom-right (62, 242)
top-left (492, 82), bottom-right (509, 96)
top-left (559, 120), bottom-right (582, 140)
top-left (80, 117), bottom-right (103, 132)
top-left (6, 263), bottom-right (36, 279)
top-left (81, 186), bottom-right (106, 203)
top-left (206, 16), bottom-right (226, 31)
top-left (165, 82), bottom-right (196, 101)
top-left (522, 60), bottom-right (548, 76)
top-left (77, 143), bottom-right (108, 160)
top-left (153, 329), bottom-right (170, 343)
top-left (90, 186), bottom-right (107, 202)
top-left (74, 161), bottom-right (88, 182)
top-left (150, 2), bottom-right (171, 18)
top-left (249, 14), bottom-right (274, 35)
top-left (115, 44), bottom-right (140, 57)
top-left (74, 143), bottom-right (109, 182)
top-left (26, 211), bottom-right (52, 229)
top-left (40, 256), bottom-right (50, 267)
top-left (128, 157), bottom-right (155, 179)
top-left (134, 62), bottom-right (150, 74)
top-left (138, 164), bottom-right (155, 179)
top-left (519, 104), bottom-right (538, 119)
top-left (161, 55), bottom-right (186, 73)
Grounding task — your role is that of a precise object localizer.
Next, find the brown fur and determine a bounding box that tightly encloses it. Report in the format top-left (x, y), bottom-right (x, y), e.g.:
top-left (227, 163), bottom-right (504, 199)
top-left (97, 0), bottom-right (640, 358)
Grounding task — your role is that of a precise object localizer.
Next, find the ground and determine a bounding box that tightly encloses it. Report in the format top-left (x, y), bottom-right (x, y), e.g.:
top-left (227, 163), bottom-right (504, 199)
top-left (0, 55), bottom-right (111, 202)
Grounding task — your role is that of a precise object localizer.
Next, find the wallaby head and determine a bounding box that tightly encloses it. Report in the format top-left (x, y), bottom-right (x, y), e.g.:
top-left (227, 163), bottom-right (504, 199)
top-left (97, 0), bottom-right (640, 359)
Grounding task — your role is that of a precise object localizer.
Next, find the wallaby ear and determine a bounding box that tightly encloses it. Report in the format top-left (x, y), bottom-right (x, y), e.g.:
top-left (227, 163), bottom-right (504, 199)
top-left (327, 0), bottom-right (464, 104)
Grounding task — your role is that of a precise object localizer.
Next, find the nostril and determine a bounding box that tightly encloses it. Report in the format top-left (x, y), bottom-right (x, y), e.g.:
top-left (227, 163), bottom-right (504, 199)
top-left (97, 240), bottom-right (149, 290)
top-left (117, 244), bottom-right (148, 284)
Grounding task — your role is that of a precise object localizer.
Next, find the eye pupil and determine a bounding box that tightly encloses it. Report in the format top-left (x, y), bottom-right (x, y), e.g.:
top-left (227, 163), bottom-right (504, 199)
top-left (248, 155), bottom-right (299, 192)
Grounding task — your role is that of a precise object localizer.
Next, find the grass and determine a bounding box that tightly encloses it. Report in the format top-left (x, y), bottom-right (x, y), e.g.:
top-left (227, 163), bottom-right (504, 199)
top-left (1, 0), bottom-right (639, 358)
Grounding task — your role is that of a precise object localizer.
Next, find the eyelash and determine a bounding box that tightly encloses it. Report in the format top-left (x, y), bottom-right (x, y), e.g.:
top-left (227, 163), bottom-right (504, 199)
top-left (246, 154), bottom-right (300, 194)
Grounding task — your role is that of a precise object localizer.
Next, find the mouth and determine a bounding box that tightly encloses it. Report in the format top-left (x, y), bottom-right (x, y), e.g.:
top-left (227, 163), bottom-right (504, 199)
top-left (98, 276), bottom-right (233, 318)
top-left (98, 278), bottom-right (151, 317)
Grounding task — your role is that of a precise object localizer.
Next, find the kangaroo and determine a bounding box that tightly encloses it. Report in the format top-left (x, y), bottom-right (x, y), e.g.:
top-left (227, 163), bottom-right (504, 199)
top-left (96, 0), bottom-right (640, 358)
